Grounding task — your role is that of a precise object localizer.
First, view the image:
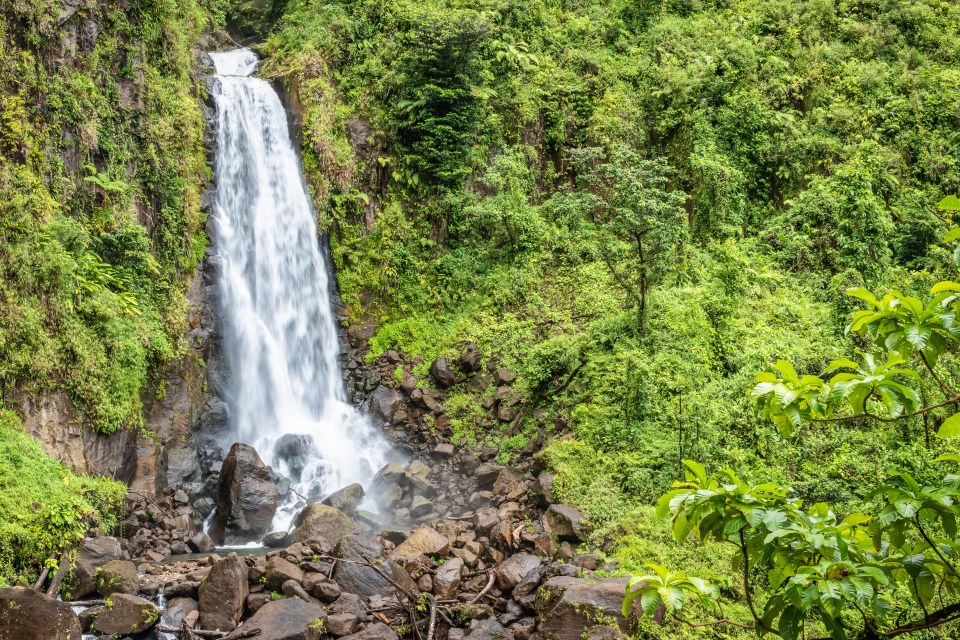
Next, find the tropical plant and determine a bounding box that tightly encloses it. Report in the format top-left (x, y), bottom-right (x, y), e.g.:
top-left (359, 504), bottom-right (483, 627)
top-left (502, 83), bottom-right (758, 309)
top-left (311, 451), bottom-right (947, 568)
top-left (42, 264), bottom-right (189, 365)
top-left (627, 197), bottom-right (960, 638)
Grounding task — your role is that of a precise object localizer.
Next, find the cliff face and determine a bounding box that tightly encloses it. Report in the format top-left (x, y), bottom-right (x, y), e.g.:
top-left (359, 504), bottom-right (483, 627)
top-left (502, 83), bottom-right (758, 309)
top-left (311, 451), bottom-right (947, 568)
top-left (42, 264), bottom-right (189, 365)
top-left (0, 0), bottom-right (227, 493)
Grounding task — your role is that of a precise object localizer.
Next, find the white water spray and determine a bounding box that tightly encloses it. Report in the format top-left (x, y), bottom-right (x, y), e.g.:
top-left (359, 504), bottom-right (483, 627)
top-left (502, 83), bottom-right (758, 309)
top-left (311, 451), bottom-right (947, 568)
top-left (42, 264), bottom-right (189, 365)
top-left (208, 49), bottom-right (393, 533)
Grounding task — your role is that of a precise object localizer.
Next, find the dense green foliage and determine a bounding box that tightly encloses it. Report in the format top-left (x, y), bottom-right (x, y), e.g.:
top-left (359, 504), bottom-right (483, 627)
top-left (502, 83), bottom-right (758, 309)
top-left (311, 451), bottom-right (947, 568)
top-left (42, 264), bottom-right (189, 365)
top-left (258, 0), bottom-right (960, 635)
top-left (0, 0), bottom-right (215, 432)
top-left (0, 410), bottom-right (124, 587)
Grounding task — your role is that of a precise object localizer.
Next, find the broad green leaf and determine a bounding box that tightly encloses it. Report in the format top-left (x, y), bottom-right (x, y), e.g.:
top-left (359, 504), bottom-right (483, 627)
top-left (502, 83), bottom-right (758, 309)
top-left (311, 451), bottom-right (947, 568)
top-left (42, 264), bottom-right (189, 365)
top-left (778, 606), bottom-right (804, 640)
top-left (936, 453), bottom-right (960, 463)
top-left (938, 195), bottom-right (960, 211)
top-left (932, 281), bottom-right (960, 294)
top-left (846, 287), bottom-right (879, 307)
top-left (938, 413), bottom-right (960, 439)
top-left (826, 358), bottom-right (859, 372)
top-left (902, 553), bottom-right (926, 578)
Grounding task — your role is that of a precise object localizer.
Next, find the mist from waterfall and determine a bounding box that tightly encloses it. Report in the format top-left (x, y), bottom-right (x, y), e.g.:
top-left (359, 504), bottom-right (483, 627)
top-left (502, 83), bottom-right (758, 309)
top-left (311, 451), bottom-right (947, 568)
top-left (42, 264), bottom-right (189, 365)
top-left (208, 48), bottom-right (393, 534)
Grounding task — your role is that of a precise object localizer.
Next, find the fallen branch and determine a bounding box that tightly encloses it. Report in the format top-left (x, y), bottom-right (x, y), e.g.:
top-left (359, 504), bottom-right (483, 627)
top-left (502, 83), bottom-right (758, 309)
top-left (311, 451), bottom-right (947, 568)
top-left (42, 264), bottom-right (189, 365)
top-left (426, 594), bottom-right (438, 640)
top-left (46, 548), bottom-right (73, 598)
top-left (468, 574), bottom-right (496, 605)
top-left (66, 599), bottom-right (105, 607)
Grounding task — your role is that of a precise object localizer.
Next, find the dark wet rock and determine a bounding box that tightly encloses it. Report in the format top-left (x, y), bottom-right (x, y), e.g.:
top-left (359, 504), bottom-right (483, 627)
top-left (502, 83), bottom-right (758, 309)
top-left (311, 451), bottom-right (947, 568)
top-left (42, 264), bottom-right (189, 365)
top-left (0, 587), bottom-right (81, 640)
top-left (535, 577), bottom-right (640, 640)
top-left (495, 368), bottom-right (517, 385)
top-left (274, 434), bottom-right (317, 481)
top-left (70, 536), bottom-right (121, 598)
top-left (323, 483), bottom-right (365, 513)
top-left (90, 593), bottom-right (160, 636)
top-left (95, 559), bottom-right (139, 596)
top-left (543, 504), bottom-right (589, 542)
top-left (290, 503), bottom-right (359, 545)
top-left (223, 598), bottom-right (326, 640)
top-left (430, 357), bottom-right (457, 388)
top-left (214, 443), bottom-right (279, 544)
top-left (363, 385), bottom-right (403, 424)
top-left (198, 553), bottom-right (249, 632)
top-left (458, 349), bottom-right (482, 373)
top-left (474, 462), bottom-right (502, 489)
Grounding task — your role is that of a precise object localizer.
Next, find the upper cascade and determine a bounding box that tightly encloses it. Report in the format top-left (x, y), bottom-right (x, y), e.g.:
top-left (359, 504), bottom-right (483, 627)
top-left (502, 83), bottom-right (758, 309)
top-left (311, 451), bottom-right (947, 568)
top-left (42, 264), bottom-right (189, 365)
top-left (207, 48), bottom-right (396, 535)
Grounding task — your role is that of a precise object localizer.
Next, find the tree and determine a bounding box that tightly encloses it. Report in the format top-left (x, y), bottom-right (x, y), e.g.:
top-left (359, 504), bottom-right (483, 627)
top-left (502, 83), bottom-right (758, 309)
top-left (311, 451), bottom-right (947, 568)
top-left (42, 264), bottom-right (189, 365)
top-left (563, 146), bottom-right (687, 332)
top-left (627, 196), bottom-right (960, 638)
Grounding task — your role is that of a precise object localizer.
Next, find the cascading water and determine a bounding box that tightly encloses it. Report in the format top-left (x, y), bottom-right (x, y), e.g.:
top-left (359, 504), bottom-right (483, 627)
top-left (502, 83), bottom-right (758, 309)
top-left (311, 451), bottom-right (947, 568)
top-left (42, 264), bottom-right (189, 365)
top-left (208, 48), bottom-right (394, 534)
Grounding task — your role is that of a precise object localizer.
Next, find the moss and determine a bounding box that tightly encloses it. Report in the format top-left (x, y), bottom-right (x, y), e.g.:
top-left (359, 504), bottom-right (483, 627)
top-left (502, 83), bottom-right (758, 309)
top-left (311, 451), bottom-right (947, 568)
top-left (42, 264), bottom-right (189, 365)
top-left (0, 410), bottom-right (125, 586)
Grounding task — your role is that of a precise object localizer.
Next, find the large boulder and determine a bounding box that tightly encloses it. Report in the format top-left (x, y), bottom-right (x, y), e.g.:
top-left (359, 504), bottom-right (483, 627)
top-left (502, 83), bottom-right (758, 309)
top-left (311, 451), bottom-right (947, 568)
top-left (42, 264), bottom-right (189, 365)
top-left (0, 588), bottom-right (81, 640)
top-left (214, 443), bottom-right (279, 544)
top-left (69, 536), bottom-right (121, 598)
top-left (392, 525), bottom-right (449, 562)
top-left (323, 483), bottom-right (365, 513)
top-left (198, 553), bottom-right (249, 631)
top-left (535, 577), bottom-right (640, 640)
top-left (363, 386), bottom-right (403, 424)
top-left (333, 536), bottom-right (413, 598)
top-left (162, 597), bottom-right (199, 629)
top-left (430, 357), bottom-right (457, 388)
top-left (290, 503), bottom-right (359, 545)
top-left (543, 504), bottom-right (589, 542)
top-left (223, 598), bottom-right (326, 640)
top-left (91, 593), bottom-right (160, 636)
top-left (95, 559), bottom-right (139, 596)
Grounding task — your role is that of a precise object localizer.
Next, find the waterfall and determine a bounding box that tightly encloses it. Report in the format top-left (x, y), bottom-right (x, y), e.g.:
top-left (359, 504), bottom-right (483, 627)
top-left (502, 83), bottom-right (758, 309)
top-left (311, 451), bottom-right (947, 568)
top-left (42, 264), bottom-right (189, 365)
top-left (208, 48), bottom-right (393, 533)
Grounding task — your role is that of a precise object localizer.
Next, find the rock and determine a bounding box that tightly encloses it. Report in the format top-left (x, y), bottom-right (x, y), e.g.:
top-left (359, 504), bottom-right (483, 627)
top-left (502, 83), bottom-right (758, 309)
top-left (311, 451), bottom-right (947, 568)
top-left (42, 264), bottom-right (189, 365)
top-left (433, 443), bottom-right (455, 457)
top-left (585, 626), bottom-right (627, 640)
top-left (311, 579), bottom-right (342, 603)
top-left (223, 598), bottom-right (327, 640)
top-left (458, 349), bottom-right (482, 373)
top-left (264, 531), bottom-right (291, 548)
top-left (199, 553), bottom-right (249, 631)
top-left (274, 434), bottom-right (317, 480)
top-left (162, 597), bottom-right (198, 628)
top-left (474, 462), bottom-right (502, 489)
top-left (433, 557), bottom-right (464, 599)
top-left (465, 618), bottom-right (507, 640)
top-left (535, 577), bottom-right (640, 640)
top-left (95, 559), bottom-right (139, 596)
top-left (69, 536), bottom-right (121, 598)
top-left (0, 587), bottom-right (81, 640)
top-left (543, 505), bottom-right (589, 541)
top-left (91, 593), bottom-right (160, 635)
top-left (247, 592), bottom-right (273, 613)
top-left (537, 474), bottom-right (556, 504)
top-left (410, 495), bottom-right (434, 518)
top-left (264, 556), bottom-right (305, 591)
top-left (290, 503), bottom-right (359, 545)
top-left (323, 483), bottom-right (365, 513)
top-left (495, 368), bottom-right (517, 385)
top-left (363, 385), bottom-right (403, 424)
top-left (142, 548), bottom-right (168, 563)
top-left (334, 536), bottom-right (409, 598)
top-left (391, 525), bottom-right (450, 562)
top-left (282, 579), bottom-right (312, 601)
top-left (326, 613), bottom-right (360, 637)
top-left (330, 593), bottom-right (366, 617)
top-left (430, 357), bottom-right (457, 388)
top-left (341, 623), bottom-right (399, 640)
top-left (214, 443), bottom-right (279, 544)
top-left (496, 553), bottom-right (542, 590)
